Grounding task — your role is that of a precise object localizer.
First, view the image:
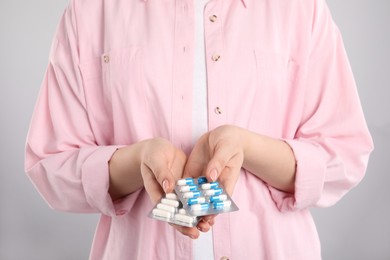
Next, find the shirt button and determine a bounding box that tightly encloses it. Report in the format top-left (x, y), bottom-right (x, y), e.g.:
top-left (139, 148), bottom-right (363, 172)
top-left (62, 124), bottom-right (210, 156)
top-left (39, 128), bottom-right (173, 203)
top-left (215, 106), bottom-right (222, 115)
top-left (220, 257), bottom-right (230, 260)
top-left (209, 14), bottom-right (217, 22)
top-left (103, 55), bottom-right (110, 63)
top-left (212, 54), bottom-right (221, 61)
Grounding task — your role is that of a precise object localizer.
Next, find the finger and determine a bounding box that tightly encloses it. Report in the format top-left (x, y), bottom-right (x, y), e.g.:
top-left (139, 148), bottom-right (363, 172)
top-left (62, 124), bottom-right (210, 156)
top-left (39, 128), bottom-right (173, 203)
top-left (184, 134), bottom-right (210, 178)
top-left (184, 150), bottom-right (207, 179)
top-left (196, 219), bottom-right (211, 232)
top-left (218, 166), bottom-right (241, 196)
top-left (170, 149), bottom-right (187, 181)
top-left (207, 217), bottom-right (215, 226)
top-left (143, 157), bottom-right (176, 194)
top-left (170, 224), bottom-right (200, 239)
top-left (184, 156), bottom-right (206, 179)
top-left (140, 163), bottom-right (164, 204)
top-left (202, 214), bottom-right (217, 226)
top-left (205, 143), bottom-right (239, 182)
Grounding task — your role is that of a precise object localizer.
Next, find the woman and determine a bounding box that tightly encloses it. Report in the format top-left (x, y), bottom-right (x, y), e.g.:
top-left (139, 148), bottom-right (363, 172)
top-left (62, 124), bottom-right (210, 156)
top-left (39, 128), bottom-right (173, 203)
top-left (25, 0), bottom-right (373, 259)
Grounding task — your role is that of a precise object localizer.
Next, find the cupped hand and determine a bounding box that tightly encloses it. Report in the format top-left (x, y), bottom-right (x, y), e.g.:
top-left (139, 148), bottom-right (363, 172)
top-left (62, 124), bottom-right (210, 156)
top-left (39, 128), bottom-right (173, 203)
top-left (139, 138), bottom-right (186, 203)
top-left (184, 125), bottom-right (245, 196)
top-left (139, 138), bottom-right (214, 239)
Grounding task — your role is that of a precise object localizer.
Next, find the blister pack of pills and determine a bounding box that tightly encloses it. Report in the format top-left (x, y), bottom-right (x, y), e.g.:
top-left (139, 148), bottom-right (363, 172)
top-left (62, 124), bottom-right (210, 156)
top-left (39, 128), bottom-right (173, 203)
top-left (174, 177), bottom-right (239, 217)
top-left (149, 176), bottom-right (239, 227)
top-left (149, 193), bottom-right (201, 227)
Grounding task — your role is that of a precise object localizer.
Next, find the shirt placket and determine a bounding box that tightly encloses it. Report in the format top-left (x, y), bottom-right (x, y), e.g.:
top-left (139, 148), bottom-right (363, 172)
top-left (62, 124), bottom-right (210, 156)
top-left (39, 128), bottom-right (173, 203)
top-left (173, 0), bottom-right (194, 259)
top-left (204, 1), bottom-right (232, 259)
top-left (204, 0), bottom-right (227, 131)
top-left (171, 0), bottom-right (195, 155)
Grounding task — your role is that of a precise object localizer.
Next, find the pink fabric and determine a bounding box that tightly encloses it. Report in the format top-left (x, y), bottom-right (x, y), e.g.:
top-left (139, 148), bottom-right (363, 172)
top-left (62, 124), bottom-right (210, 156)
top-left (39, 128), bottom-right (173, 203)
top-left (25, 0), bottom-right (373, 259)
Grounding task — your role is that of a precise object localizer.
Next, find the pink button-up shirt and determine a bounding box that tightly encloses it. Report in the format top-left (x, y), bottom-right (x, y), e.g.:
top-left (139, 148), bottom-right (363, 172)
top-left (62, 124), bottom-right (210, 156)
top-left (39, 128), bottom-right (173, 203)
top-left (25, 0), bottom-right (373, 259)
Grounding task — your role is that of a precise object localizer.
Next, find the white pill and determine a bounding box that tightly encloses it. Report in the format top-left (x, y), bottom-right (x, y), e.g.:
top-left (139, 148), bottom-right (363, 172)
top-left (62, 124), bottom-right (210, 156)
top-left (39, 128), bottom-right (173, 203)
top-left (157, 203), bottom-right (176, 213)
top-left (161, 198), bottom-right (180, 207)
top-left (165, 193), bottom-right (178, 200)
top-left (174, 214), bottom-right (195, 224)
top-left (152, 208), bottom-right (171, 219)
top-left (178, 208), bottom-right (187, 215)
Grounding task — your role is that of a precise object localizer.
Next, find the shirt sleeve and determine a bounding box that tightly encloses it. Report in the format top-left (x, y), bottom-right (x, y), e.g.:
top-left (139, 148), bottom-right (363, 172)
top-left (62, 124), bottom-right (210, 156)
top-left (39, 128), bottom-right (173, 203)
top-left (268, 0), bottom-right (374, 211)
top-left (24, 2), bottom-right (138, 216)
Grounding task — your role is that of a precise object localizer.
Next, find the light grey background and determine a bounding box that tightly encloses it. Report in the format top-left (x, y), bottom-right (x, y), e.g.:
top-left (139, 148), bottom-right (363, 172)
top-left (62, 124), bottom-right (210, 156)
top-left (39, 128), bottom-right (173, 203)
top-left (0, 0), bottom-right (389, 259)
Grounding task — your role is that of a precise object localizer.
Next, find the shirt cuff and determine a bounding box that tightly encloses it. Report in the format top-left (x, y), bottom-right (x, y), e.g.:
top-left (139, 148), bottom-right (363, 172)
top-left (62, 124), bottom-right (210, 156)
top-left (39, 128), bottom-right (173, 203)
top-left (268, 139), bottom-right (326, 212)
top-left (81, 145), bottom-right (139, 216)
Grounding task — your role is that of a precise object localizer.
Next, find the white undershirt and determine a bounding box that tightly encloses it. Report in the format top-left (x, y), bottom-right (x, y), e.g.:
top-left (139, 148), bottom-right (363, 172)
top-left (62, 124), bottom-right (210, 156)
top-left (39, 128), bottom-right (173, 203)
top-left (192, 0), bottom-right (214, 259)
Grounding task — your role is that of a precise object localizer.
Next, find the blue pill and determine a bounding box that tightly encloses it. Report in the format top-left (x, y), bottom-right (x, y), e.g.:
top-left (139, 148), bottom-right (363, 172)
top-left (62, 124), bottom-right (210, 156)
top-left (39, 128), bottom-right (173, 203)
top-left (179, 185), bottom-right (198, 192)
top-left (182, 191), bottom-right (201, 199)
top-left (204, 188), bottom-right (223, 196)
top-left (213, 200), bottom-right (232, 210)
top-left (210, 194), bottom-right (228, 203)
top-left (177, 178), bottom-right (194, 186)
top-left (197, 176), bottom-right (208, 184)
top-left (187, 197), bottom-right (206, 205)
top-left (191, 203), bottom-right (210, 211)
top-left (201, 182), bottom-right (219, 190)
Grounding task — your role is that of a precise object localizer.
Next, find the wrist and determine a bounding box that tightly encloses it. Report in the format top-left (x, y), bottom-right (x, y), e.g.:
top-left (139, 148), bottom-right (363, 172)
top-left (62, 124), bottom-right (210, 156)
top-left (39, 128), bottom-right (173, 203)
top-left (240, 127), bottom-right (261, 167)
top-left (108, 142), bottom-right (145, 200)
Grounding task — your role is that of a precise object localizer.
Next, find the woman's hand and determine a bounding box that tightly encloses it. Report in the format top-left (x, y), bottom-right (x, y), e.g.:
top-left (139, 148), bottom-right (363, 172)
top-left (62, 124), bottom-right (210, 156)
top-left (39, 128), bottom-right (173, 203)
top-left (184, 125), bottom-right (245, 196)
top-left (138, 138), bottom-right (186, 203)
top-left (139, 138), bottom-right (215, 239)
top-left (184, 124), bottom-right (296, 196)
top-left (108, 137), bottom-right (213, 239)
top-left (108, 138), bottom-right (185, 202)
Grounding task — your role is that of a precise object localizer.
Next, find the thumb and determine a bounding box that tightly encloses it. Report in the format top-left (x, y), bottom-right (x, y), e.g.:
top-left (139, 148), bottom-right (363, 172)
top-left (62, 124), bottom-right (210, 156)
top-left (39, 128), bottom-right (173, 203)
top-left (207, 168), bottom-right (219, 182)
top-left (141, 164), bottom-right (175, 204)
top-left (156, 168), bottom-right (176, 194)
top-left (205, 149), bottom-right (228, 182)
top-left (205, 142), bottom-right (240, 182)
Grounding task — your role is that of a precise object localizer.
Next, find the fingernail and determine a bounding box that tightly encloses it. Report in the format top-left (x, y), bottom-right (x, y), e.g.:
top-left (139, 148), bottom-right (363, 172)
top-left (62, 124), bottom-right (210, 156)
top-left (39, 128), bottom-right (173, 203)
top-left (210, 169), bottom-right (218, 182)
top-left (162, 180), bottom-right (169, 193)
top-left (189, 234), bottom-right (198, 239)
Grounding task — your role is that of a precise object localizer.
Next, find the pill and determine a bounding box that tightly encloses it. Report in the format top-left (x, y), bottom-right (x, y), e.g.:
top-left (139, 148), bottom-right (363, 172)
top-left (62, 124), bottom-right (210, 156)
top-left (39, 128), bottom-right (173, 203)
top-left (165, 193), bottom-right (178, 200)
top-left (204, 188), bottom-right (223, 196)
top-left (197, 176), bottom-right (208, 184)
top-left (179, 185), bottom-right (198, 192)
top-left (177, 178), bottom-right (194, 186)
top-left (178, 208), bottom-right (187, 215)
top-left (182, 191), bottom-right (201, 199)
top-left (152, 208), bottom-right (172, 219)
top-left (174, 213), bottom-right (196, 224)
top-left (210, 194), bottom-right (228, 203)
top-left (161, 198), bottom-right (180, 207)
top-left (201, 182), bottom-right (219, 190)
top-left (187, 197), bottom-right (206, 205)
top-left (157, 203), bottom-right (176, 213)
top-left (213, 200), bottom-right (232, 209)
top-left (191, 203), bottom-right (210, 211)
